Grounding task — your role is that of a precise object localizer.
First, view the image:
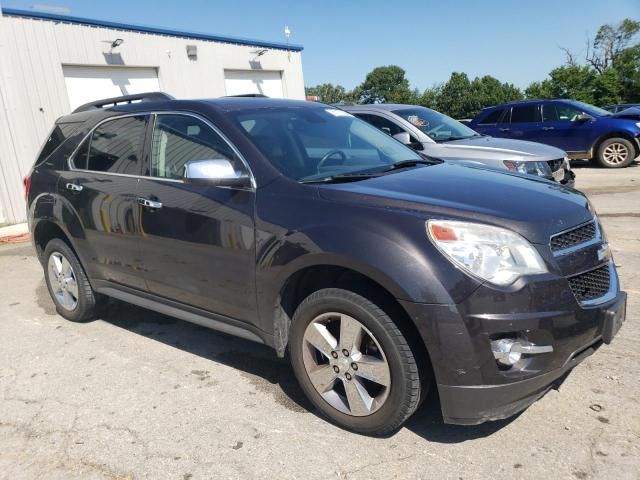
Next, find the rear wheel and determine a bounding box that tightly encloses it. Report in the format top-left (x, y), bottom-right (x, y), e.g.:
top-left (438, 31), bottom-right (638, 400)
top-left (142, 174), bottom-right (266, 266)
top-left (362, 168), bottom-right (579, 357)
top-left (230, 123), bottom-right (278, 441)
top-left (596, 138), bottom-right (635, 168)
top-left (43, 238), bottom-right (101, 322)
top-left (289, 288), bottom-right (423, 436)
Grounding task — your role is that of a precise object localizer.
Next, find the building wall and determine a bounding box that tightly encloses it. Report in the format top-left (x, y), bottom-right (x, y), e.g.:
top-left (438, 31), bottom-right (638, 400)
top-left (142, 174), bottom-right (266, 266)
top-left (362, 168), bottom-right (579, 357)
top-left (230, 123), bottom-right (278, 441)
top-left (0, 13), bottom-right (305, 224)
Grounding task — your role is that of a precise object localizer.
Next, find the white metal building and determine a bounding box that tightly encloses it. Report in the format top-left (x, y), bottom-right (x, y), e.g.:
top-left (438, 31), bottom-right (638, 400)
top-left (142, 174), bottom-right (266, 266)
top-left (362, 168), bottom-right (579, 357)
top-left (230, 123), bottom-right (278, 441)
top-left (0, 8), bottom-right (305, 224)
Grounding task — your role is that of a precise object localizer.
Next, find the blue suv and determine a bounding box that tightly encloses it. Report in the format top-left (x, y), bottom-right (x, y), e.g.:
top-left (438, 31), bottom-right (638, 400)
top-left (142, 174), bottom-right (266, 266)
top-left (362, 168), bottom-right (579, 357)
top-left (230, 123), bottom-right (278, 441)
top-left (470, 99), bottom-right (640, 168)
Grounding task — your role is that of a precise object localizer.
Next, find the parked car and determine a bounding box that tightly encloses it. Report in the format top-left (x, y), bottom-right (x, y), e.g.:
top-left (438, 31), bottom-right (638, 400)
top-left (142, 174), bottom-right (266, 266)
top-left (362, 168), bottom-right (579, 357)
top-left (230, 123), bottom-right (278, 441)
top-left (27, 93), bottom-right (626, 435)
top-left (343, 104), bottom-right (574, 185)
top-left (603, 103), bottom-right (640, 113)
top-left (470, 99), bottom-right (640, 168)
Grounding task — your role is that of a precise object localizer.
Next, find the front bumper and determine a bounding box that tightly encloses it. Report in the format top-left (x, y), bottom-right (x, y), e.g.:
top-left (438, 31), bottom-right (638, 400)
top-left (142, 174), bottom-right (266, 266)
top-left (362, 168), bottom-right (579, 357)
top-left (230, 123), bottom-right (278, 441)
top-left (400, 284), bottom-right (626, 425)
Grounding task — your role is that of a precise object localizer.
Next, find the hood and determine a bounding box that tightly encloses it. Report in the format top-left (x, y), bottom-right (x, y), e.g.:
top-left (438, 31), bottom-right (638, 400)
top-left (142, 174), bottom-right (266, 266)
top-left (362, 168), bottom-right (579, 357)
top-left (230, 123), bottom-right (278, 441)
top-left (318, 163), bottom-right (592, 244)
top-left (611, 106), bottom-right (640, 120)
top-left (433, 136), bottom-right (566, 162)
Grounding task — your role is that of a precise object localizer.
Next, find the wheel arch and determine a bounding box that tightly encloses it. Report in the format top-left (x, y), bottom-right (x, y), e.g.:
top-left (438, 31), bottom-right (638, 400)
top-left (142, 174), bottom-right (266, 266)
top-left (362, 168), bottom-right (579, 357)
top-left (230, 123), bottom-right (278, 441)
top-left (30, 192), bottom-right (85, 266)
top-left (592, 131), bottom-right (640, 160)
top-left (271, 262), bottom-right (433, 395)
top-left (32, 219), bottom-right (77, 263)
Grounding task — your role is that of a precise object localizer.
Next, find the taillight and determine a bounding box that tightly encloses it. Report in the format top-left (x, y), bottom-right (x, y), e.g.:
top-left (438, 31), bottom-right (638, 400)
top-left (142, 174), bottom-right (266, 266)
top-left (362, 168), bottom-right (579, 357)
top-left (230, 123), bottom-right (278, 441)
top-left (24, 175), bottom-right (32, 200)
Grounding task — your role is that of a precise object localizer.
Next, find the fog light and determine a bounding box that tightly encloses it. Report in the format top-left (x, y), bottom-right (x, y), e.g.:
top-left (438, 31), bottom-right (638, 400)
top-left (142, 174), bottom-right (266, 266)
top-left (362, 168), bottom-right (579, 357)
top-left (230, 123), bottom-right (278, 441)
top-left (491, 338), bottom-right (554, 367)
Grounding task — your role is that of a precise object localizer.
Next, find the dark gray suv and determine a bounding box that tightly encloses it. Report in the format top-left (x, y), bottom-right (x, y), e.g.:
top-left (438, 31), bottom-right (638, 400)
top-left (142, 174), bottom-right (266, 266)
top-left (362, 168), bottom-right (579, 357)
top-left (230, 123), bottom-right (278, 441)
top-left (27, 94), bottom-right (626, 435)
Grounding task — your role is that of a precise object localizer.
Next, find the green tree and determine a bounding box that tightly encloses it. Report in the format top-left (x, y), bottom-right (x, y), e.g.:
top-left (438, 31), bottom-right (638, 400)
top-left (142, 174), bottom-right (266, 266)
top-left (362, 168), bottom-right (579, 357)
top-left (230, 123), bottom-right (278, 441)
top-left (524, 80), bottom-right (553, 99)
top-left (304, 83), bottom-right (357, 104)
top-left (434, 73), bottom-right (522, 118)
top-left (417, 84), bottom-right (441, 109)
top-left (357, 65), bottom-right (414, 104)
top-left (434, 72), bottom-right (474, 118)
top-left (469, 75), bottom-right (523, 111)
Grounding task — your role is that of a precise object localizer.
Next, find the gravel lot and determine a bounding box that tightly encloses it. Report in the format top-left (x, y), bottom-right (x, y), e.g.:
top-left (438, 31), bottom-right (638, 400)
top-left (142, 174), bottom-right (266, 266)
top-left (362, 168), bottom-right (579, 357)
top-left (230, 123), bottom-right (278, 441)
top-left (1, 162), bottom-right (639, 480)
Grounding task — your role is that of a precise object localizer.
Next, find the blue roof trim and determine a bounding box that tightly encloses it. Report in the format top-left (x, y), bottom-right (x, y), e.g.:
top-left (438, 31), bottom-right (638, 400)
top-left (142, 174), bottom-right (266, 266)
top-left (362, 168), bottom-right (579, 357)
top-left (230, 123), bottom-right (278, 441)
top-left (1, 7), bottom-right (304, 52)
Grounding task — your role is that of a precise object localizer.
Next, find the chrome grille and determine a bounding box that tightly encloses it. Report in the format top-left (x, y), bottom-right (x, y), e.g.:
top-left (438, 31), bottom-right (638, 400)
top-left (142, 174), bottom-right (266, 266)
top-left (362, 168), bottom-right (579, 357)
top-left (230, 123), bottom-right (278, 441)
top-left (568, 265), bottom-right (610, 302)
top-left (551, 221), bottom-right (597, 252)
top-left (547, 158), bottom-right (564, 172)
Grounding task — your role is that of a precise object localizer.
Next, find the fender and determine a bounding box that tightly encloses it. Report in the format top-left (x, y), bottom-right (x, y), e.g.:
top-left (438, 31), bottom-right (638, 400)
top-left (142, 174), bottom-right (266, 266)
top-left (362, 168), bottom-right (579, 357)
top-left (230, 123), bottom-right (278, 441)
top-left (255, 220), bottom-right (482, 340)
top-left (591, 130), bottom-right (640, 158)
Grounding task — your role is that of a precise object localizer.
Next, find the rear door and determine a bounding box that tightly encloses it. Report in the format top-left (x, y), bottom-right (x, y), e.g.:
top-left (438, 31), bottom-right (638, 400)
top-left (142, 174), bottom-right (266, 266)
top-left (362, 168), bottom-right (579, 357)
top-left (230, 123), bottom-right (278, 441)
top-left (58, 115), bottom-right (147, 289)
top-left (507, 103), bottom-right (542, 142)
top-left (136, 113), bottom-right (258, 322)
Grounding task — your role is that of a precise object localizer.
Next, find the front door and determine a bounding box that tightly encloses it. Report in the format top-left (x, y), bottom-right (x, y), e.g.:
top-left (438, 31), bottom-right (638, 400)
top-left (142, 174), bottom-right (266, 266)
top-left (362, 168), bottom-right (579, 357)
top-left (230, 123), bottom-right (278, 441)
top-left (57, 115), bottom-right (148, 290)
top-left (540, 102), bottom-right (593, 152)
top-left (136, 113), bottom-right (257, 323)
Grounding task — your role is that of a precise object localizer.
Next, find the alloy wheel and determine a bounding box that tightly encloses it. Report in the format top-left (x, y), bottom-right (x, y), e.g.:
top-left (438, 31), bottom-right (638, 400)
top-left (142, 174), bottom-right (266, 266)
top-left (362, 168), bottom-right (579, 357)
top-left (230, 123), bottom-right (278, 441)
top-left (602, 142), bottom-right (629, 165)
top-left (47, 252), bottom-right (79, 311)
top-left (302, 312), bottom-right (391, 416)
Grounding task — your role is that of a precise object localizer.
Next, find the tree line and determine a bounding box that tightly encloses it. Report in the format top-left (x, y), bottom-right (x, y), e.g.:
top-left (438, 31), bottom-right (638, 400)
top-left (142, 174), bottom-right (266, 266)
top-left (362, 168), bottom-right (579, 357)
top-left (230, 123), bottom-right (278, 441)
top-left (305, 19), bottom-right (640, 119)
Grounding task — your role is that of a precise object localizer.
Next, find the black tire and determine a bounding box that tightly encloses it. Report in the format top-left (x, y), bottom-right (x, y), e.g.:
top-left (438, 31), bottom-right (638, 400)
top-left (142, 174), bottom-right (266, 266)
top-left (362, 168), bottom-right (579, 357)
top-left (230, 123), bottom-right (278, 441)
top-left (596, 137), bottom-right (635, 168)
top-left (43, 238), bottom-right (101, 322)
top-left (289, 288), bottom-right (423, 436)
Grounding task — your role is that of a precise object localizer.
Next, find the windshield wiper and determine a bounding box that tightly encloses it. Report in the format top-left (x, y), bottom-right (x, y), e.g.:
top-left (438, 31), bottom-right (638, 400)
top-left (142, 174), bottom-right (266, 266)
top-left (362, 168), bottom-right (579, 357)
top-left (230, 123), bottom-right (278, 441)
top-left (299, 172), bottom-right (382, 184)
top-left (437, 135), bottom-right (477, 143)
top-left (382, 158), bottom-right (437, 172)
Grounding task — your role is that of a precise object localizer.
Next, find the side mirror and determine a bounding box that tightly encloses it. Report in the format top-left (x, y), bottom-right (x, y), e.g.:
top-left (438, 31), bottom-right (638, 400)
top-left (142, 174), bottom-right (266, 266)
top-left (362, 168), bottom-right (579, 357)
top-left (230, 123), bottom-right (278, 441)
top-left (575, 113), bottom-right (594, 123)
top-left (392, 132), bottom-right (412, 145)
top-left (183, 159), bottom-right (251, 188)
top-left (393, 131), bottom-right (423, 151)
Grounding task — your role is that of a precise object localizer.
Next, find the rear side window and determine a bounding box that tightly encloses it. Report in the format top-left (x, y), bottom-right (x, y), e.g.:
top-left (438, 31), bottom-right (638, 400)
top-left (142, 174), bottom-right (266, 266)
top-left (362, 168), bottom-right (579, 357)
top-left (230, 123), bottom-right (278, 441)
top-left (85, 116), bottom-right (147, 174)
top-left (149, 114), bottom-right (241, 180)
top-left (510, 105), bottom-right (541, 123)
top-left (478, 109), bottom-right (504, 124)
top-left (36, 122), bottom-right (82, 165)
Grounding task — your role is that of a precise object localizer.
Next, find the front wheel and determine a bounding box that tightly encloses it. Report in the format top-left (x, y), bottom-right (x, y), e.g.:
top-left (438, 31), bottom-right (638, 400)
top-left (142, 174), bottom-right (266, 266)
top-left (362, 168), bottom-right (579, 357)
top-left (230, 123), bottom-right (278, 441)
top-left (596, 138), bottom-right (635, 168)
top-left (289, 288), bottom-right (423, 436)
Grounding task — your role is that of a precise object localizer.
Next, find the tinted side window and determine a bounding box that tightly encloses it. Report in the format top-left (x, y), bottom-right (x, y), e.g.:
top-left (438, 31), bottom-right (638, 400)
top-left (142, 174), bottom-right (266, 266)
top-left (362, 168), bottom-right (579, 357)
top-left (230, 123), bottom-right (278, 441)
top-left (355, 114), bottom-right (404, 136)
top-left (543, 104), bottom-right (581, 122)
top-left (150, 115), bottom-right (241, 180)
top-left (87, 116), bottom-right (147, 174)
top-left (36, 122), bottom-right (82, 165)
top-left (510, 105), bottom-right (541, 123)
top-left (478, 109), bottom-right (504, 124)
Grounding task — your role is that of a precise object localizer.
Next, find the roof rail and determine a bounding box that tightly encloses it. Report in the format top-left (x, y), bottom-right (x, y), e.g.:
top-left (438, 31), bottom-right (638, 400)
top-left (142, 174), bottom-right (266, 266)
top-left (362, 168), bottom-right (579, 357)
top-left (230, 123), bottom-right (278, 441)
top-left (225, 94), bottom-right (269, 98)
top-left (72, 92), bottom-right (175, 113)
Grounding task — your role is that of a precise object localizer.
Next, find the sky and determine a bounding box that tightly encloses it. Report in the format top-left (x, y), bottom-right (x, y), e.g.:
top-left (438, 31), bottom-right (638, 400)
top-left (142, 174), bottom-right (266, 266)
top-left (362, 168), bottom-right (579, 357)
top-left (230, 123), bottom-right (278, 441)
top-left (1, 0), bottom-right (639, 91)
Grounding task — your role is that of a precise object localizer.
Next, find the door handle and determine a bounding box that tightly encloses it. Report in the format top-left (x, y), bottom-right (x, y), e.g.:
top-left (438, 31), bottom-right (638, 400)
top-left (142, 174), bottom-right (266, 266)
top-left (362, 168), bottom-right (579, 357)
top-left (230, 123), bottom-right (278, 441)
top-left (65, 182), bottom-right (83, 192)
top-left (137, 197), bottom-right (163, 209)
top-left (542, 126), bottom-right (555, 131)
top-left (499, 128), bottom-right (510, 132)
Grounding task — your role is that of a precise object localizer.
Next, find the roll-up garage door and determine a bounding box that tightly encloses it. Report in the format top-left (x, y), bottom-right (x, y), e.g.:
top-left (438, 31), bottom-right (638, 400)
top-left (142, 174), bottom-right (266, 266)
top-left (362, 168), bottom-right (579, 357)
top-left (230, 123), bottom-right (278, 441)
top-left (63, 66), bottom-right (160, 111)
top-left (224, 70), bottom-right (284, 98)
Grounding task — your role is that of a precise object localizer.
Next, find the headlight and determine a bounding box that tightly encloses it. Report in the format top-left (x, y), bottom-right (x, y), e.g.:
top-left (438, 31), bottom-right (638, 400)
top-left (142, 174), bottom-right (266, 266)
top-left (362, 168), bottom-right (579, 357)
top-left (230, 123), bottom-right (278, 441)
top-left (635, 122), bottom-right (640, 129)
top-left (427, 220), bottom-right (548, 285)
top-left (503, 160), bottom-right (551, 178)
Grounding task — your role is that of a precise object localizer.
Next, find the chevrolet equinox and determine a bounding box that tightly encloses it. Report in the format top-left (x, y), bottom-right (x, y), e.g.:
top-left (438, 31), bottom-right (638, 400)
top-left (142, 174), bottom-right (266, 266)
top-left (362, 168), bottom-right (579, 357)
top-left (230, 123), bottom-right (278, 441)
top-left (26, 93), bottom-right (627, 436)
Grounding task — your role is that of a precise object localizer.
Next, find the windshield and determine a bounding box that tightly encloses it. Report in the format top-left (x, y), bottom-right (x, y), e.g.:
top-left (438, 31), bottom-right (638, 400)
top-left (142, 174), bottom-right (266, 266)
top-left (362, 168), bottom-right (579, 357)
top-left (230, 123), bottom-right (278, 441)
top-left (231, 107), bottom-right (422, 181)
top-left (392, 107), bottom-right (480, 142)
top-left (568, 100), bottom-right (612, 117)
